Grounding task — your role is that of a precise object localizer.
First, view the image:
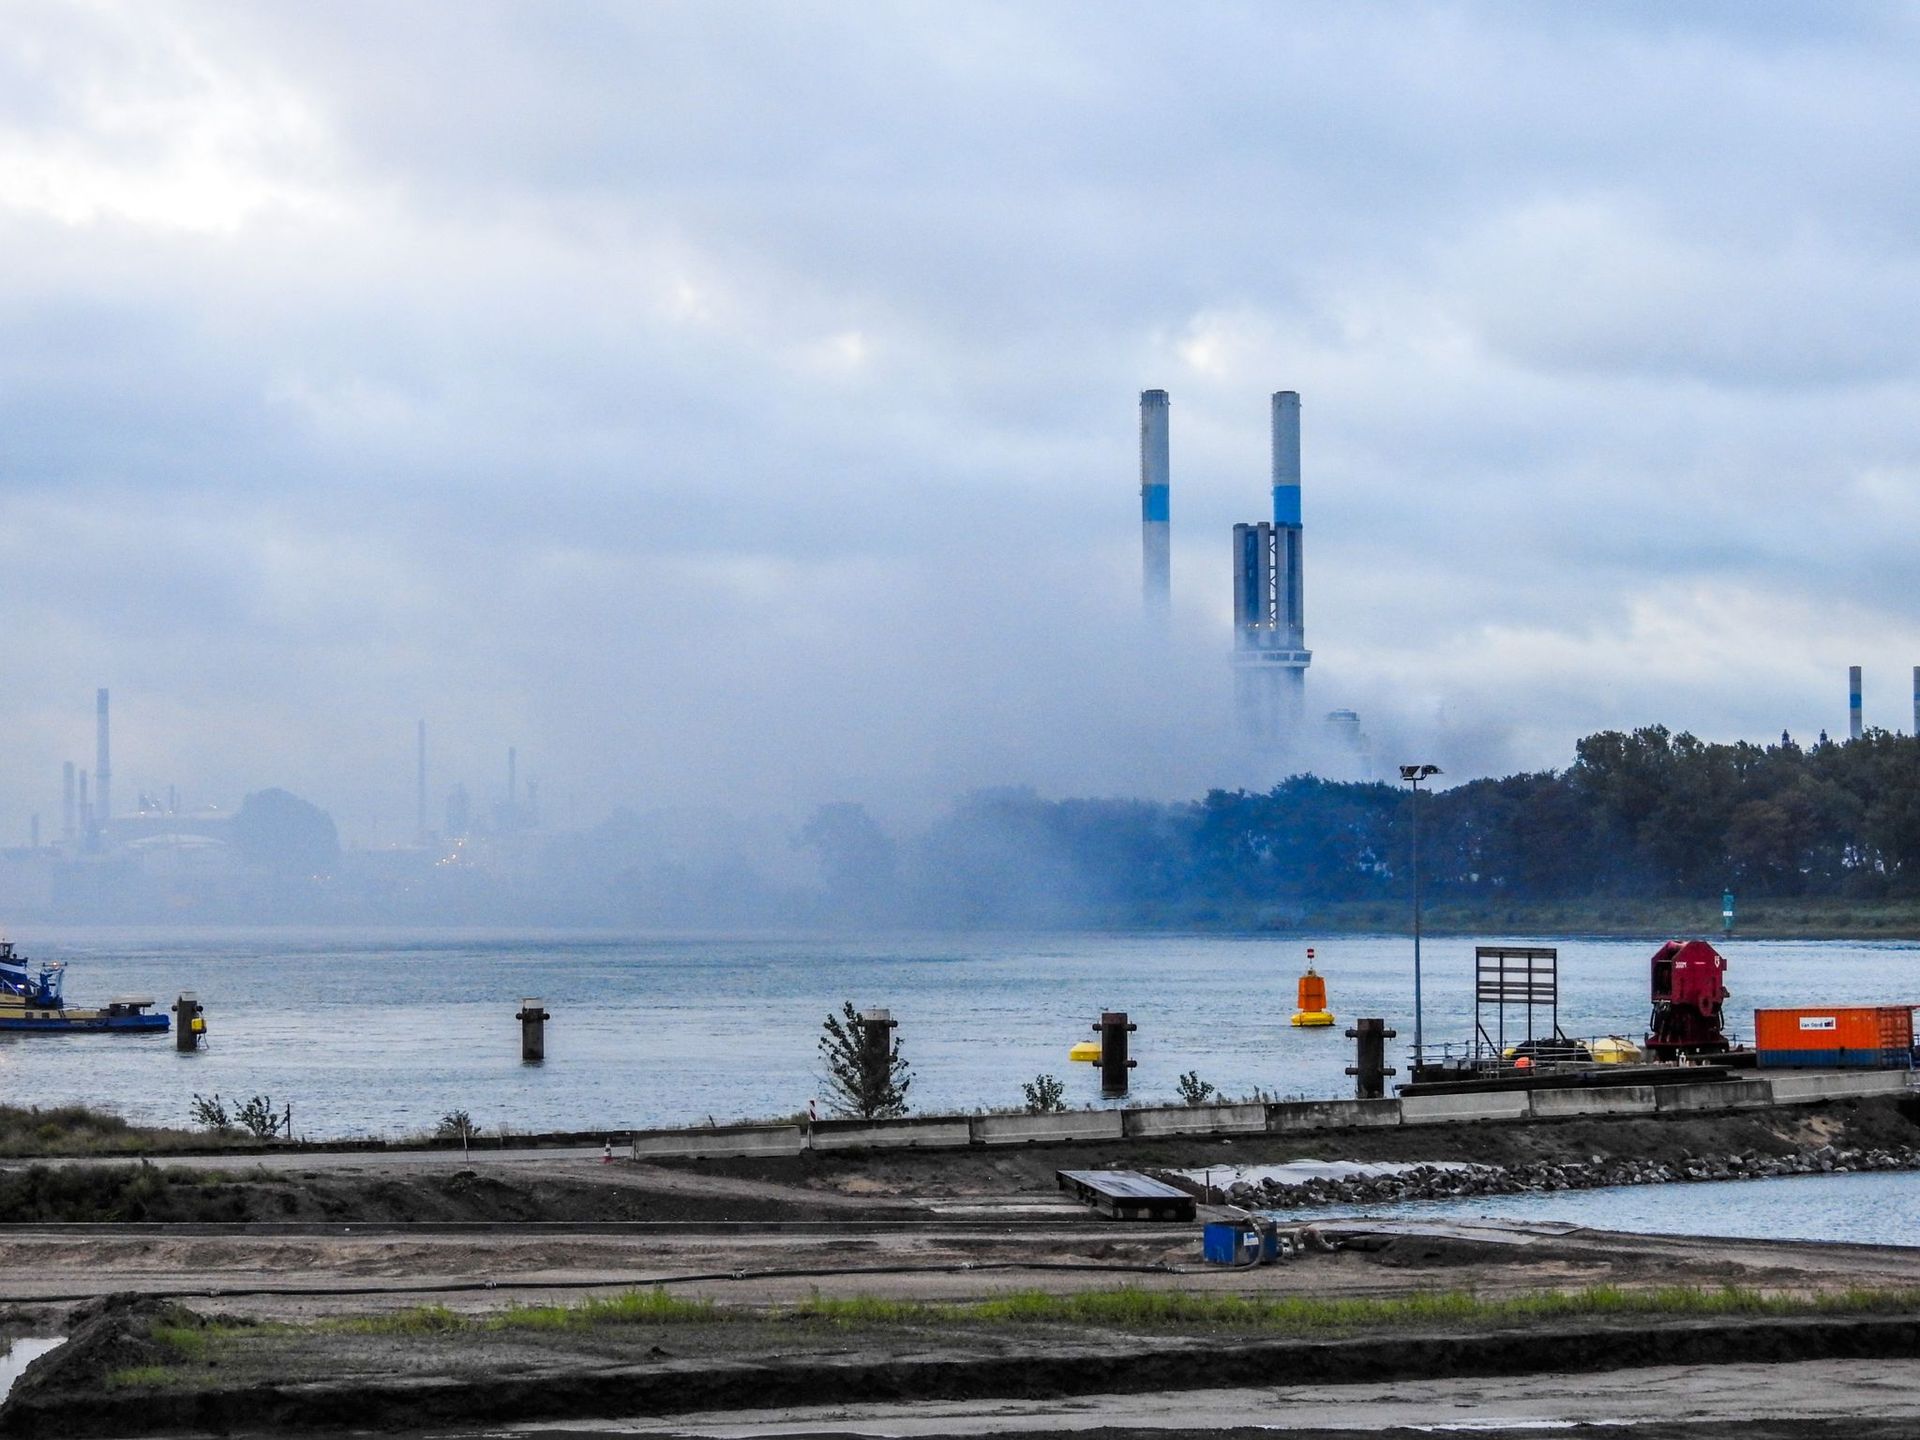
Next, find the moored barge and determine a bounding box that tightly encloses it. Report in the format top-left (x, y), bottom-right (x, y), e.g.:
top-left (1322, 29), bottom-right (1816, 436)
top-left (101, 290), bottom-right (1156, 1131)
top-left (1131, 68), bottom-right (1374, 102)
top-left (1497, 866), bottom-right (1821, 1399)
top-left (0, 941), bottom-right (168, 1034)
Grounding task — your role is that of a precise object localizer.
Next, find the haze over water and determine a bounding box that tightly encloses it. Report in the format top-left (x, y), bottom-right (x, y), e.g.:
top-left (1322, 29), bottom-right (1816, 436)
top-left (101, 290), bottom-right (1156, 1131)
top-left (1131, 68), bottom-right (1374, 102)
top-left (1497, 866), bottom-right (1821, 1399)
top-left (10, 928), bottom-right (1916, 1140)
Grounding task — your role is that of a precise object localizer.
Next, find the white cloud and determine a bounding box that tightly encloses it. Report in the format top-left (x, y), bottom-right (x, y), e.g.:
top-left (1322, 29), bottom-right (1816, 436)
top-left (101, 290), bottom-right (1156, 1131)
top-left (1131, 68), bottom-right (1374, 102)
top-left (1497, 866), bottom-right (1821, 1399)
top-left (0, 1), bottom-right (1918, 844)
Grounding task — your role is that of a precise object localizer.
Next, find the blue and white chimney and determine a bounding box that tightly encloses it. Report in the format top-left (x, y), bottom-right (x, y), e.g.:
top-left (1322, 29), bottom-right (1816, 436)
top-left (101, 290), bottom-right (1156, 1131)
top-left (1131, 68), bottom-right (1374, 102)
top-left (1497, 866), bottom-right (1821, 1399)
top-left (1231, 391), bottom-right (1312, 743)
top-left (1850, 665), bottom-right (1863, 741)
top-left (1140, 389), bottom-right (1170, 621)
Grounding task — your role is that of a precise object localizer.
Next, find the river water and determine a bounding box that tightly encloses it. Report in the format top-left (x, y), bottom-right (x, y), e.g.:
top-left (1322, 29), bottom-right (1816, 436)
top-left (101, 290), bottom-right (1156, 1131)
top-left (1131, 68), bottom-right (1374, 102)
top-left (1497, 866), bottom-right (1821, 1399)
top-left (3, 926), bottom-right (1914, 1142)
top-left (1284, 1169), bottom-right (1920, 1249)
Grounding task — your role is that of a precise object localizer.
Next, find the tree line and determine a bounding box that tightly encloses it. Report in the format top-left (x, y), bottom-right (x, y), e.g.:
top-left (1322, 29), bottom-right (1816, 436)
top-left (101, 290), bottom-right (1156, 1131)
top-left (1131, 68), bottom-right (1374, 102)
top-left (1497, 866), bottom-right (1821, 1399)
top-left (800, 727), bottom-right (1920, 927)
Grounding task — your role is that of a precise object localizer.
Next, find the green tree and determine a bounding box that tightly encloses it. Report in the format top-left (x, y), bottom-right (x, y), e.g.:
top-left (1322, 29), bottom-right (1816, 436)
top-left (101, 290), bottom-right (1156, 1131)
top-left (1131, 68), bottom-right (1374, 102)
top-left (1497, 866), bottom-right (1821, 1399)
top-left (817, 1002), bottom-right (911, 1119)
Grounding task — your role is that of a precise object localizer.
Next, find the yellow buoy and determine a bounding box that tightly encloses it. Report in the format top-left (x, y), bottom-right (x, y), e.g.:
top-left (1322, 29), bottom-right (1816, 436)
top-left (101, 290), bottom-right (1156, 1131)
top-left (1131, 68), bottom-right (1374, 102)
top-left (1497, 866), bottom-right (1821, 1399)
top-left (1291, 961), bottom-right (1335, 1027)
top-left (1592, 1035), bottom-right (1643, 1065)
top-left (1068, 1039), bottom-right (1102, 1064)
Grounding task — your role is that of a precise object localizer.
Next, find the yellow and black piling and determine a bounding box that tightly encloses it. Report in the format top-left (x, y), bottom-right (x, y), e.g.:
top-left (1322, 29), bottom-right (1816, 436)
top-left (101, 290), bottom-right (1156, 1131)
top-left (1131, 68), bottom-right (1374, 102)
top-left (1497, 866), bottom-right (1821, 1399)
top-left (1344, 1017), bottom-right (1397, 1100)
top-left (171, 993), bottom-right (204, 1052)
top-left (1096, 1011), bottom-right (1137, 1097)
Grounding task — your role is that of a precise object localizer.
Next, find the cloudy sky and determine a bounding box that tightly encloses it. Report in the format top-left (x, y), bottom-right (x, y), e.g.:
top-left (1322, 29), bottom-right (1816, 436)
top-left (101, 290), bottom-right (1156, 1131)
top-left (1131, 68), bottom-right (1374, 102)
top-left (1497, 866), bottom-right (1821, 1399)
top-left (3, 1), bottom-right (1918, 845)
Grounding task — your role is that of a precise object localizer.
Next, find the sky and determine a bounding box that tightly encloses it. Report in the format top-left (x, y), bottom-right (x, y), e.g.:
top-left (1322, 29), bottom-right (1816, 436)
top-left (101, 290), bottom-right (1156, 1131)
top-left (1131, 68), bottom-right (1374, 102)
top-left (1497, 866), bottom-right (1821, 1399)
top-left (2, 1), bottom-right (1918, 847)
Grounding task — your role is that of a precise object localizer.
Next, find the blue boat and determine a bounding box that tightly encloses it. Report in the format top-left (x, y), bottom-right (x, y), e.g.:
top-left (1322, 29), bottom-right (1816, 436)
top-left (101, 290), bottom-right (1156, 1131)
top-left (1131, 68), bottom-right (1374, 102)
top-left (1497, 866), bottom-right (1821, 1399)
top-left (0, 942), bottom-right (168, 1034)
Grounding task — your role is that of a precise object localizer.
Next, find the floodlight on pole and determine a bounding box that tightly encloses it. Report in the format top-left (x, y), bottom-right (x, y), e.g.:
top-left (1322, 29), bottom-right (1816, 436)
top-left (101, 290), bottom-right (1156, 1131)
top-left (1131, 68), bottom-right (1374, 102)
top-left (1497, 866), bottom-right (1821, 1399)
top-left (1400, 763), bottom-right (1442, 1077)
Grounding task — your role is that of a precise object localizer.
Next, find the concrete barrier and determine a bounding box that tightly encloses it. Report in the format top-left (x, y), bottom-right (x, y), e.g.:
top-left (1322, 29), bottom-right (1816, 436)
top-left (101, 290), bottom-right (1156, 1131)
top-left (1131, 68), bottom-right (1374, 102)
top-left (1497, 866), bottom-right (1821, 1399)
top-left (809, 1116), bottom-right (974, 1151)
top-left (1122, 1103), bottom-right (1268, 1139)
top-left (1400, 1090), bottom-right (1532, 1125)
top-left (1529, 1085), bottom-right (1658, 1119)
top-left (1267, 1099), bottom-right (1401, 1133)
top-left (631, 1124), bottom-right (805, 1160)
top-left (1765, 1070), bottom-right (1913, 1105)
top-left (1653, 1079), bottom-right (1773, 1114)
top-left (972, 1110), bottom-right (1124, 1146)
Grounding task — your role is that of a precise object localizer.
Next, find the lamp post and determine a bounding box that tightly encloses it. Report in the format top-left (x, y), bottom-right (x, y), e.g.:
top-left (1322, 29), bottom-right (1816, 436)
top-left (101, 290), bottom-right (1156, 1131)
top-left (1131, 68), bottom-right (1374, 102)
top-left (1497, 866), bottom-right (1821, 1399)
top-left (1399, 763), bottom-right (1442, 1077)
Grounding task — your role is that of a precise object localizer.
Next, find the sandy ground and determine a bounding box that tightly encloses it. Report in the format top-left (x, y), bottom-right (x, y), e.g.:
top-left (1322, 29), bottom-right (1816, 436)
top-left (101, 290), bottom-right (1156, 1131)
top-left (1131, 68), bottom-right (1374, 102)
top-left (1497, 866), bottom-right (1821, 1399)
top-left (7, 1101), bottom-right (1920, 1437)
top-left (497, 1359), bottom-right (1920, 1437)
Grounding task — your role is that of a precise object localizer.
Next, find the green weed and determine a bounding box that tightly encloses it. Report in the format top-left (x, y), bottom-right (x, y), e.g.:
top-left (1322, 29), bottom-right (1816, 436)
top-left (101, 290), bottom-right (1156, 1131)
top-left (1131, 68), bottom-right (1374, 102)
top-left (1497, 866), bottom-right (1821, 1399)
top-left (328, 1304), bottom-right (465, 1336)
top-left (105, 1365), bottom-right (176, 1389)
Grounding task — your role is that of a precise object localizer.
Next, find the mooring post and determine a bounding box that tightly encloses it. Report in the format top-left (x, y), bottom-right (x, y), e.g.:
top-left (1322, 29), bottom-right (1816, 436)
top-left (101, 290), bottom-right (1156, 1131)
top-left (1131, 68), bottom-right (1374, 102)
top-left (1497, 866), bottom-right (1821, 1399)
top-left (516, 997), bottom-right (550, 1063)
top-left (1096, 1011), bottom-right (1137, 1097)
top-left (859, 1007), bottom-right (896, 1078)
top-left (171, 993), bottom-right (204, 1052)
top-left (1344, 1017), bottom-right (1398, 1100)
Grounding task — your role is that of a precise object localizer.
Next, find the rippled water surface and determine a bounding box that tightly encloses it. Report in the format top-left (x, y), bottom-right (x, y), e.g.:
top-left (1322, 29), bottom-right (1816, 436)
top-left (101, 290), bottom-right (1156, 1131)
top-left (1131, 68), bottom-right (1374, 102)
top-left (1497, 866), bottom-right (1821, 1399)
top-left (2, 927), bottom-right (1915, 1140)
top-left (1291, 1169), bottom-right (1920, 1248)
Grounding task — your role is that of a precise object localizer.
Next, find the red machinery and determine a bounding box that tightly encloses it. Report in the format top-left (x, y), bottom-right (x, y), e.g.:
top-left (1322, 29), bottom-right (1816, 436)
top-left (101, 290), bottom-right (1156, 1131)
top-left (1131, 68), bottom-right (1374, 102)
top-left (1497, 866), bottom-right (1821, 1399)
top-left (1645, 938), bottom-right (1731, 1058)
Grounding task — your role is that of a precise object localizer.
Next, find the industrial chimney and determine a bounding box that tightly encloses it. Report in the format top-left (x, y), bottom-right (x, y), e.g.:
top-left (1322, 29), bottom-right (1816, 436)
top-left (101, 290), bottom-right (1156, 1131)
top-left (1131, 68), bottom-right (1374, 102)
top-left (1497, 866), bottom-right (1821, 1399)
top-left (1139, 389), bottom-right (1170, 621)
top-left (95, 688), bottom-right (111, 835)
top-left (416, 720), bottom-right (428, 844)
top-left (1849, 666), bottom-right (1863, 741)
top-left (1230, 392), bottom-right (1311, 743)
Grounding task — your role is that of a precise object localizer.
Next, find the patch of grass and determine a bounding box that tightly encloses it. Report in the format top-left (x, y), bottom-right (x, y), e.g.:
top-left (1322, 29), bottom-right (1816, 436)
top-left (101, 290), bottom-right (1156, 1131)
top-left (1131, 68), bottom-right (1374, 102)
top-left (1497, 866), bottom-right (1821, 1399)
top-left (790, 1283), bottom-right (1920, 1332)
top-left (294, 1282), bottom-right (1920, 1346)
top-left (489, 1289), bottom-right (723, 1330)
top-left (105, 1365), bottom-right (177, 1390)
top-left (327, 1303), bottom-right (466, 1336)
top-left (149, 1324), bottom-right (209, 1360)
top-left (0, 1104), bottom-right (238, 1158)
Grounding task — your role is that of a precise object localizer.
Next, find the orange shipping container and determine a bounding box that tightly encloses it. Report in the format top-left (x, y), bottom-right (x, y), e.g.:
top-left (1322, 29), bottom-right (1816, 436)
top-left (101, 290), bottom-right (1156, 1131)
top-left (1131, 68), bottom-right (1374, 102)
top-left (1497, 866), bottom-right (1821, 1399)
top-left (1752, 1006), bottom-right (1914, 1068)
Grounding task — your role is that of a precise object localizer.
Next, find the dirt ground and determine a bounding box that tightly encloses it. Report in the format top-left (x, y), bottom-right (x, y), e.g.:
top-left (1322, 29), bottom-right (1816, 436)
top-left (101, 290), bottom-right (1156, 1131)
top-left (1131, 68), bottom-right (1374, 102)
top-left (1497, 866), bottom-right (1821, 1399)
top-left (8, 1093), bottom-right (1911, 1227)
top-left (2, 1096), bottom-right (1919, 1438)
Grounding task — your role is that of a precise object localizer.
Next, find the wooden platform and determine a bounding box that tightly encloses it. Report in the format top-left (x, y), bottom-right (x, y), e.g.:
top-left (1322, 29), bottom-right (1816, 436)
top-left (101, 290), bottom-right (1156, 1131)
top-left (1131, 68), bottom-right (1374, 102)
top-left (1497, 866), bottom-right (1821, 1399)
top-left (1056, 1169), bottom-right (1196, 1221)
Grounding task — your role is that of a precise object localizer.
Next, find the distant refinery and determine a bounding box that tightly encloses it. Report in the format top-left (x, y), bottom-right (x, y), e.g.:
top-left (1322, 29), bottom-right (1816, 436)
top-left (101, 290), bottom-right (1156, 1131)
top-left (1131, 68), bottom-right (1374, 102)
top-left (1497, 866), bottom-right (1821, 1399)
top-left (34, 689), bottom-right (535, 858)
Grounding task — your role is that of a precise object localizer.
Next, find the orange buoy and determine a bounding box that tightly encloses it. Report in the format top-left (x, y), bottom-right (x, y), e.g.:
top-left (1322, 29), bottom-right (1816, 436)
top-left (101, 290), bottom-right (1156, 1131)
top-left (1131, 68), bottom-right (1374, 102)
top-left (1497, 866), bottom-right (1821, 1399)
top-left (1291, 959), bottom-right (1335, 1027)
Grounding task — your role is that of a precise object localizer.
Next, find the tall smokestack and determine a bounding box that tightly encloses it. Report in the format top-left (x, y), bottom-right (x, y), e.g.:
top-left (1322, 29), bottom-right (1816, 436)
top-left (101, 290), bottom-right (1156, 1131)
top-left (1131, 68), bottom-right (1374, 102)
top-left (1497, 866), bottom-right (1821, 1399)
top-left (1271, 390), bottom-right (1307, 700)
top-left (62, 762), bottom-right (75, 843)
top-left (1229, 391), bottom-right (1312, 746)
top-left (1139, 389), bottom-right (1170, 621)
top-left (94, 688), bottom-right (111, 833)
top-left (1849, 665), bottom-right (1863, 741)
top-left (416, 720), bottom-right (428, 843)
top-left (78, 770), bottom-right (89, 835)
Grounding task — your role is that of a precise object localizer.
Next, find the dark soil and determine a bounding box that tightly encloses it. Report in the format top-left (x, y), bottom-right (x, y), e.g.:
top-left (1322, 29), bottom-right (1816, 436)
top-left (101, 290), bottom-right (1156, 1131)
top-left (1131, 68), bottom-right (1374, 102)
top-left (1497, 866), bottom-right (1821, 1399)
top-left (0, 1163), bottom-right (917, 1224)
top-left (10, 1293), bottom-right (1920, 1439)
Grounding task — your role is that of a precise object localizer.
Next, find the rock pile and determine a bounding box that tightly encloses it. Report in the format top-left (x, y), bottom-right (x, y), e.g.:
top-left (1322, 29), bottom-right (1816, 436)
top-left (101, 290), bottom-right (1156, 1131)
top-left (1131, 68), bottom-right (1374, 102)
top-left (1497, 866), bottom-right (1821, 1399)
top-left (1221, 1143), bottom-right (1920, 1210)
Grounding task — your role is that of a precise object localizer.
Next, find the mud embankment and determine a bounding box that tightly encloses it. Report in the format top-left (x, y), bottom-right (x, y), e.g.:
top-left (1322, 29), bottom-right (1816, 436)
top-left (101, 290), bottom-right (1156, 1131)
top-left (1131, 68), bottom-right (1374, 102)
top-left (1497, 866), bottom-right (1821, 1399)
top-left (8, 1294), bottom-right (1920, 1439)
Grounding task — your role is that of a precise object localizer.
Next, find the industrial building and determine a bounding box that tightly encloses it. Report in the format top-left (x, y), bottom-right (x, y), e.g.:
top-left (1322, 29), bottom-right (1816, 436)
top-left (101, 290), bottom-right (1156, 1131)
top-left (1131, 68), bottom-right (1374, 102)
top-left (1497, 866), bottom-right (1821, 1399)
top-left (1136, 387), bottom-right (1357, 763)
top-left (1231, 391), bottom-right (1312, 746)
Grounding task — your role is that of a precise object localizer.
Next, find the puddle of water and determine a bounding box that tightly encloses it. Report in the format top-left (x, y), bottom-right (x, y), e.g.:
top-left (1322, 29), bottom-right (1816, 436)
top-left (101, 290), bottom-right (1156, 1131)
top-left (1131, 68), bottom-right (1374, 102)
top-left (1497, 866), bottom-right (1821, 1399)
top-left (0, 1338), bottom-right (64, 1401)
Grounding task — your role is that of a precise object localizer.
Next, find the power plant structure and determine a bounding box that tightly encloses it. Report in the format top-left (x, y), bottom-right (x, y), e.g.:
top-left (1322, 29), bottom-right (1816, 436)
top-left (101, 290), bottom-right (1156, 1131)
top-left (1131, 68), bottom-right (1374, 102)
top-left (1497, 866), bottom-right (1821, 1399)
top-left (1139, 389), bottom-right (1171, 622)
top-left (1135, 387), bottom-right (1344, 762)
top-left (1850, 665), bottom-right (1863, 741)
top-left (416, 720), bottom-right (428, 845)
top-left (1231, 391), bottom-right (1312, 747)
top-left (94, 688), bottom-right (111, 839)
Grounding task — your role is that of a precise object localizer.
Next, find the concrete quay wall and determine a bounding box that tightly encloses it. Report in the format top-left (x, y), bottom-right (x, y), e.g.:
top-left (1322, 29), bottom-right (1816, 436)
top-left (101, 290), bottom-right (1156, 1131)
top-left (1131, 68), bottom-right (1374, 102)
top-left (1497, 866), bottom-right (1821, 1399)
top-left (630, 1071), bottom-right (1915, 1160)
